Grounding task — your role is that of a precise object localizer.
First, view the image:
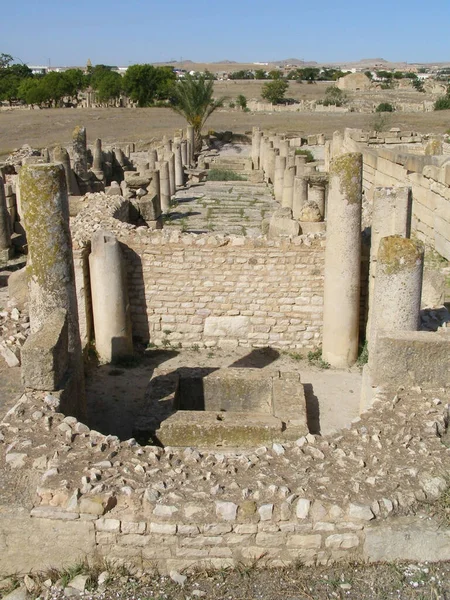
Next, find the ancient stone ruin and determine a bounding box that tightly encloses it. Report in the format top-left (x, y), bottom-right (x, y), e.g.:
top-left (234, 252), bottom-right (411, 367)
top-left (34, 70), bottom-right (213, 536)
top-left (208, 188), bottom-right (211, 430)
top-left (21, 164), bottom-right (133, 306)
top-left (0, 123), bottom-right (449, 575)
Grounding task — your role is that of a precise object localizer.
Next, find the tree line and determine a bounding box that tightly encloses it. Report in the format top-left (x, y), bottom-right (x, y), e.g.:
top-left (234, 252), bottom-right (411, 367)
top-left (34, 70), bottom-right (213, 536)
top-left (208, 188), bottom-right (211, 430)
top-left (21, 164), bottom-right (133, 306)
top-left (0, 54), bottom-right (177, 107)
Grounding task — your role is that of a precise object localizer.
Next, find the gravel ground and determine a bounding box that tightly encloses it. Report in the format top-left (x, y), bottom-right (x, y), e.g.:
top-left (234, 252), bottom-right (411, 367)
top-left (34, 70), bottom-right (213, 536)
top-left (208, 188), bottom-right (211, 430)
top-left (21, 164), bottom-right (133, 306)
top-left (3, 561), bottom-right (450, 599)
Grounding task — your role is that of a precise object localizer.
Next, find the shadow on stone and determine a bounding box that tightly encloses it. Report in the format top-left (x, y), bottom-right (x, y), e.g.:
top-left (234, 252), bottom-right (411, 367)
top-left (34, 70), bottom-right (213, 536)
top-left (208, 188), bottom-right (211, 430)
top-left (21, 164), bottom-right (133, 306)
top-left (303, 382), bottom-right (321, 435)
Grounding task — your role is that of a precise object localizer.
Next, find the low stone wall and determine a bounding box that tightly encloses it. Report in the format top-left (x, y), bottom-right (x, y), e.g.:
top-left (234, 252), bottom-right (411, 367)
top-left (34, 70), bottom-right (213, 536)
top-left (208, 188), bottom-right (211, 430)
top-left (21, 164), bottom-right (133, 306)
top-left (1, 386), bottom-right (448, 575)
top-left (342, 130), bottom-right (450, 260)
top-left (71, 194), bottom-right (326, 350)
top-left (123, 235), bottom-right (324, 349)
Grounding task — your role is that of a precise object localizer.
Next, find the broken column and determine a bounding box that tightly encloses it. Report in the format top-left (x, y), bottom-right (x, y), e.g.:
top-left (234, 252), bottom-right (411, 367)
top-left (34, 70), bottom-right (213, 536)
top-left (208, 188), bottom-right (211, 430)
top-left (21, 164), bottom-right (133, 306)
top-left (292, 176), bottom-right (308, 219)
top-left (53, 146), bottom-right (80, 195)
top-left (180, 141), bottom-right (188, 167)
top-left (92, 138), bottom-right (104, 181)
top-left (282, 165), bottom-right (295, 208)
top-left (159, 161), bottom-right (171, 213)
top-left (89, 230), bottom-right (133, 363)
top-left (274, 155), bottom-right (286, 203)
top-left (148, 149), bottom-right (158, 171)
top-left (187, 125), bottom-right (195, 164)
top-left (368, 235), bottom-right (424, 358)
top-left (72, 126), bottom-right (90, 193)
top-left (174, 144), bottom-right (184, 187)
top-left (167, 151), bottom-right (176, 197)
top-left (252, 127), bottom-right (262, 170)
top-left (308, 175), bottom-right (328, 219)
top-left (0, 180), bottom-right (13, 261)
top-left (322, 153), bottom-right (363, 367)
top-left (19, 163), bottom-right (85, 418)
top-left (266, 145), bottom-right (277, 184)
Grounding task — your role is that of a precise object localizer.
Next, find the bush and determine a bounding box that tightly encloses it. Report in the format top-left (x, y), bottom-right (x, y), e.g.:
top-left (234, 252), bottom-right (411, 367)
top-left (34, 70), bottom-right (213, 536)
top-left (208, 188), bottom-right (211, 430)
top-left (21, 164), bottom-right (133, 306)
top-left (207, 169), bottom-right (247, 181)
top-left (228, 101), bottom-right (235, 108)
top-left (294, 149), bottom-right (314, 162)
top-left (236, 94), bottom-right (247, 109)
top-left (261, 79), bottom-right (289, 104)
top-left (321, 86), bottom-right (348, 107)
top-left (434, 96), bottom-right (450, 110)
top-left (376, 102), bottom-right (394, 112)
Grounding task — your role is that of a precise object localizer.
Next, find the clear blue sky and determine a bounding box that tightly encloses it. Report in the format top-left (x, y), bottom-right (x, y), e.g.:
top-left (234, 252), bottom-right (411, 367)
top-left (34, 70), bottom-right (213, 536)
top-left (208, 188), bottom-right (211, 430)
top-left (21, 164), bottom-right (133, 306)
top-left (3, 0), bottom-right (449, 66)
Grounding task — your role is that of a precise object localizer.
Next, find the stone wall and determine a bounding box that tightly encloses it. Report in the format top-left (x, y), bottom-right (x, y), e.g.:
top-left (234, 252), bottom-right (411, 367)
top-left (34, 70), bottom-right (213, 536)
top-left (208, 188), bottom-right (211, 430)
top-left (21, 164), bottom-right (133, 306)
top-left (342, 130), bottom-right (450, 260)
top-left (122, 235), bottom-right (325, 349)
top-left (1, 387), bottom-right (448, 575)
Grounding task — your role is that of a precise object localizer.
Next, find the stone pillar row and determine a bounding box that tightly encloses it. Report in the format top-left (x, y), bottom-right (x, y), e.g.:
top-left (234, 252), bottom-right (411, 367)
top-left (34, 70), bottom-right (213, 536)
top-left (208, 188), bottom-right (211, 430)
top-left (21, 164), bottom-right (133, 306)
top-left (252, 127), bottom-right (329, 221)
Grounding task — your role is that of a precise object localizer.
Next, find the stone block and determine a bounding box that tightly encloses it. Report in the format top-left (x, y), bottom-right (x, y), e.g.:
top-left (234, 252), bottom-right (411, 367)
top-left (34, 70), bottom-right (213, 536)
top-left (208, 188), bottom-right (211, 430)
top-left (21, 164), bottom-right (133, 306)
top-left (156, 410), bottom-right (283, 448)
top-left (299, 222), bottom-right (326, 235)
top-left (268, 208), bottom-right (300, 239)
top-left (139, 194), bottom-right (161, 222)
top-left (21, 308), bottom-right (68, 390)
top-left (0, 511), bottom-right (95, 574)
top-left (364, 517), bottom-right (450, 562)
top-left (204, 316), bottom-right (250, 338)
top-left (372, 330), bottom-right (450, 389)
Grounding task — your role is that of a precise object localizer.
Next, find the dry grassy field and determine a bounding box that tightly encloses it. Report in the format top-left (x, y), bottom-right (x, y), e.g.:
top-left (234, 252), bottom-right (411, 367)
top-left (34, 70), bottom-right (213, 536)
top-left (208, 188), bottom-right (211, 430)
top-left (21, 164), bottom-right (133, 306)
top-left (0, 80), bottom-right (449, 159)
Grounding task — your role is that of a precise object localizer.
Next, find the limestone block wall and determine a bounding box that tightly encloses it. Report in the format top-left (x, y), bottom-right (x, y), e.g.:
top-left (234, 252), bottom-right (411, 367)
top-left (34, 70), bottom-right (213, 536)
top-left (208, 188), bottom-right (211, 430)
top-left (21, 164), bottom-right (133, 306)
top-left (342, 131), bottom-right (450, 260)
top-left (121, 234), bottom-right (325, 349)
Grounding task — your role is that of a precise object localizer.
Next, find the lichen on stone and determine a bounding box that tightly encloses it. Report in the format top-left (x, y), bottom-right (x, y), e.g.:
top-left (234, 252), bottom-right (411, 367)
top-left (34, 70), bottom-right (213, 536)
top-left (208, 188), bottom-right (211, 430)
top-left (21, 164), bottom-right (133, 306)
top-left (330, 153), bottom-right (362, 205)
top-left (378, 235), bottom-right (424, 274)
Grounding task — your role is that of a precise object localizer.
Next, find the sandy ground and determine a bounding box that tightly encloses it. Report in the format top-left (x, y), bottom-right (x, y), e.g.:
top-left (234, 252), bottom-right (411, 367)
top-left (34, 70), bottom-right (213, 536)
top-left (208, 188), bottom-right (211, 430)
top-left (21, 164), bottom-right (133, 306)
top-left (1, 85), bottom-right (449, 159)
top-left (85, 347), bottom-right (362, 442)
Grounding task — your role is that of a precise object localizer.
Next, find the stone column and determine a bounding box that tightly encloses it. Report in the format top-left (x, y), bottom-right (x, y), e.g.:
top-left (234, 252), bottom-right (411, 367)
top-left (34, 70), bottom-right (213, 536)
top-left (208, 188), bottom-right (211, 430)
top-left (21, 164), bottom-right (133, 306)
top-left (42, 148), bottom-right (50, 163)
top-left (369, 235), bottom-right (424, 358)
top-left (274, 155), bottom-right (286, 203)
top-left (72, 126), bottom-right (88, 180)
top-left (89, 230), bottom-right (133, 363)
top-left (308, 182), bottom-right (326, 218)
top-left (0, 180), bottom-right (12, 261)
top-left (181, 141), bottom-right (188, 167)
top-left (174, 144), bottom-right (184, 187)
top-left (282, 166), bottom-right (295, 209)
top-left (295, 154), bottom-right (307, 175)
top-left (19, 163), bottom-right (85, 418)
top-left (148, 149), bottom-right (158, 171)
top-left (159, 161), bottom-right (171, 213)
top-left (187, 126), bottom-right (195, 164)
top-left (330, 130), bottom-right (344, 161)
top-left (163, 136), bottom-right (172, 154)
top-left (252, 127), bottom-right (262, 170)
top-left (322, 153), bottom-right (363, 368)
top-left (293, 176), bottom-right (308, 219)
top-left (166, 151), bottom-right (176, 197)
top-left (367, 186), bottom-right (412, 336)
top-left (287, 154), bottom-right (295, 168)
top-left (92, 138), bottom-right (104, 181)
top-left (266, 145), bottom-right (277, 184)
top-left (279, 139), bottom-right (289, 158)
top-left (53, 146), bottom-right (80, 196)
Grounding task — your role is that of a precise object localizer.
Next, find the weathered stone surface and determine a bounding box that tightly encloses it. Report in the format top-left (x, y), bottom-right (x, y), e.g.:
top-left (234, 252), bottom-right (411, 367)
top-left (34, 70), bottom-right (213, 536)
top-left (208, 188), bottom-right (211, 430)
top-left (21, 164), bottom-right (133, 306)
top-left (215, 502), bottom-right (238, 521)
top-left (21, 308), bottom-right (68, 390)
top-left (204, 316), bottom-right (250, 338)
top-left (0, 511), bottom-right (95, 574)
top-left (298, 201), bottom-right (322, 222)
top-left (364, 517), bottom-right (450, 562)
top-left (268, 207), bottom-right (300, 239)
top-left (7, 267), bottom-right (28, 310)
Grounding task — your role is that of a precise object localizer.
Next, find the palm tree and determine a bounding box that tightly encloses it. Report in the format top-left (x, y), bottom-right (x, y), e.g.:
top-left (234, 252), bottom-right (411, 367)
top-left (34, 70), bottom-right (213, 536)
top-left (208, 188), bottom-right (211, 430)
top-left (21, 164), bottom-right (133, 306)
top-left (170, 74), bottom-right (225, 153)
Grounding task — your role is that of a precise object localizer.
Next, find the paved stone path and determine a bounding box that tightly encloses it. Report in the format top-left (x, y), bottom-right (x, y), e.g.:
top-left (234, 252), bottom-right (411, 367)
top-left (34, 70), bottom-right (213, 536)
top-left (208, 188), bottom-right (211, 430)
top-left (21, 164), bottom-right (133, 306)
top-left (165, 181), bottom-right (279, 236)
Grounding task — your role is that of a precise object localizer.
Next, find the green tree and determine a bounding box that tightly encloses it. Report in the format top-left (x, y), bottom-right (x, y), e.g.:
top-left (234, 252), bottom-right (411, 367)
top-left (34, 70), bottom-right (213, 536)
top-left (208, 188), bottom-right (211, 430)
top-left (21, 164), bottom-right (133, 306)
top-left (376, 102), bottom-right (394, 112)
top-left (229, 70), bottom-right (254, 80)
top-left (170, 74), bottom-right (225, 152)
top-left (123, 64), bottom-right (175, 106)
top-left (297, 67), bottom-right (320, 83)
top-left (261, 79), bottom-right (288, 104)
top-left (63, 68), bottom-right (87, 101)
top-left (0, 53), bottom-right (13, 69)
top-left (17, 78), bottom-right (47, 106)
top-left (254, 69), bottom-right (267, 79)
top-left (268, 69), bottom-right (283, 80)
top-left (0, 64), bottom-right (33, 104)
top-left (96, 71), bottom-right (123, 104)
